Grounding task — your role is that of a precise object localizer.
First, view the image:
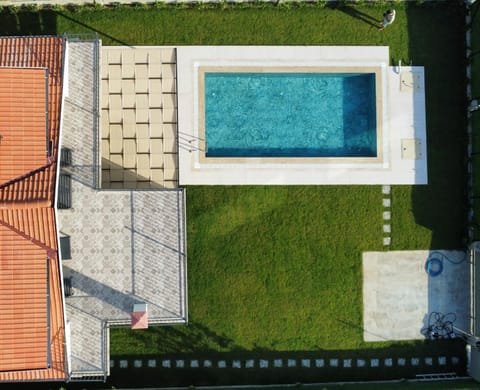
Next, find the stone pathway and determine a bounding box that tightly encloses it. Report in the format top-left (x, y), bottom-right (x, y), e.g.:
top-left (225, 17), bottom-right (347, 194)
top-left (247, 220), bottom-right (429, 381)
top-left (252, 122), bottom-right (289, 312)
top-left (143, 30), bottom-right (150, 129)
top-left (382, 185), bottom-right (391, 247)
top-left (110, 355), bottom-right (460, 371)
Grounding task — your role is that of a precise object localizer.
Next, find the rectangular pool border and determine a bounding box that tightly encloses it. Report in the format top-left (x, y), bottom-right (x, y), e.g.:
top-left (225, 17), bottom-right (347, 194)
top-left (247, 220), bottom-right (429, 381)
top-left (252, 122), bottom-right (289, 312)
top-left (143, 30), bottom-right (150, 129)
top-left (196, 65), bottom-right (384, 166)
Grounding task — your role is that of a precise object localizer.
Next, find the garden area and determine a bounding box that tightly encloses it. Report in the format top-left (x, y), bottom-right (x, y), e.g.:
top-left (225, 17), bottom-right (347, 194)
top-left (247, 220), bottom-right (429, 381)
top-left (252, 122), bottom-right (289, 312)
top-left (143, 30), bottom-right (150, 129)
top-left (0, 1), bottom-right (470, 387)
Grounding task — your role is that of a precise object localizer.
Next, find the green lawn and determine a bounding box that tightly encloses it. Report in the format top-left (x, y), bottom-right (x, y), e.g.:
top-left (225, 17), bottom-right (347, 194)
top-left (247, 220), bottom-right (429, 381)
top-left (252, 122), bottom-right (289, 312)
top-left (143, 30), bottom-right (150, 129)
top-left (0, 1), bottom-right (469, 386)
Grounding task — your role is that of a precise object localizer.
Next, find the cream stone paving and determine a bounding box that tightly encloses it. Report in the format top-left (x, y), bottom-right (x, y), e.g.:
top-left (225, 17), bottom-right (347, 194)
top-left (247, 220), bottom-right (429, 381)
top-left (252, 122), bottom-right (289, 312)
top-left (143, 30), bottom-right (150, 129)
top-left (363, 250), bottom-right (470, 342)
top-left (101, 46), bottom-right (178, 189)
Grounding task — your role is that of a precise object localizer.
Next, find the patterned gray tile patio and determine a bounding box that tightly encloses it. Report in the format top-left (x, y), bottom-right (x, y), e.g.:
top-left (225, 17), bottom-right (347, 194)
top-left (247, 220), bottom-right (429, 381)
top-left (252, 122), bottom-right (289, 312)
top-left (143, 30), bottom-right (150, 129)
top-left (58, 39), bottom-right (187, 380)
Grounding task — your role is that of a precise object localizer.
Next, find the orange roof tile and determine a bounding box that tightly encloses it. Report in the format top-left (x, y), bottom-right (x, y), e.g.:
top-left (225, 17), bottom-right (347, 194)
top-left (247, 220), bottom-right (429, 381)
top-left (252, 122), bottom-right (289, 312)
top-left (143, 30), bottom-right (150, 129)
top-left (0, 68), bottom-right (48, 184)
top-left (0, 225), bottom-right (48, 372)
top-left (0, 36), bottom-right (66, 382)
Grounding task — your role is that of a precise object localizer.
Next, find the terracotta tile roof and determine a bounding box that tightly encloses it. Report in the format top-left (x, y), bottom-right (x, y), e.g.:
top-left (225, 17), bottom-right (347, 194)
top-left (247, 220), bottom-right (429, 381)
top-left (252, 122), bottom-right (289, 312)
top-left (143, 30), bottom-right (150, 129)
top-left (0, 36), bottom-right (63, 206)
top-left (0, 68), bottom-right (48, 184)
top-left (0, 36), bottom-right (67, 382)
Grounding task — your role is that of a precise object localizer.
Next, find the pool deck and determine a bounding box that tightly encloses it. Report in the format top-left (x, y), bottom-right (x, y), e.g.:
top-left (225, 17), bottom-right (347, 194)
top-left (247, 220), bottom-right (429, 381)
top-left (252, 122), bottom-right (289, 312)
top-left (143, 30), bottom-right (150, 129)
top-left (177, 46), bottom-right (427, 185)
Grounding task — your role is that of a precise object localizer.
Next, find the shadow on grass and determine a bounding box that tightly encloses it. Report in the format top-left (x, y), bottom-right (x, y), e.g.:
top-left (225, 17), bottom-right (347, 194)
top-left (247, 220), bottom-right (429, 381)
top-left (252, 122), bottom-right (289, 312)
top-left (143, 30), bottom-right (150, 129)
top-left (407, 2), bottom-right (469, 249)
top-left (0, 8), bottom-right (57, 35)
top-left (334, 5), bottom-right (381, 29)
top-left (55, 11), bottom-right (132, 46)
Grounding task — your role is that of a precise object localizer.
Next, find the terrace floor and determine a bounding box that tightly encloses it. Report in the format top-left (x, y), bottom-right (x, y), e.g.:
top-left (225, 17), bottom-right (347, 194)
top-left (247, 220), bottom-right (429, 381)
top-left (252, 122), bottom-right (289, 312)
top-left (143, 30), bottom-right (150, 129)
top-left (58, 40), bottom-right (187, 378)
top-left (100, 46), bottom-right (178, 189)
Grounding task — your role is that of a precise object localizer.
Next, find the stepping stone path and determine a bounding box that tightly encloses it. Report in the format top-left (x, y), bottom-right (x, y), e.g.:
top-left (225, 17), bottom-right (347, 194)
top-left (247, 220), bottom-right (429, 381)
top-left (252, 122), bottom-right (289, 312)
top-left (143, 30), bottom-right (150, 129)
top-left (382, 185), bottom-right (391, 246)
top-left (110, 354), bottom-right (463, 376)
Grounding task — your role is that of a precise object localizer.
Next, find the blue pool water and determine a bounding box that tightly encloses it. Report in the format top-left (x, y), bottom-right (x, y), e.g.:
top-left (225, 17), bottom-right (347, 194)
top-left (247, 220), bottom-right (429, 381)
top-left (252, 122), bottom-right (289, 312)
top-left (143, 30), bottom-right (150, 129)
top-left (204, 72), bottom-right (377, 158)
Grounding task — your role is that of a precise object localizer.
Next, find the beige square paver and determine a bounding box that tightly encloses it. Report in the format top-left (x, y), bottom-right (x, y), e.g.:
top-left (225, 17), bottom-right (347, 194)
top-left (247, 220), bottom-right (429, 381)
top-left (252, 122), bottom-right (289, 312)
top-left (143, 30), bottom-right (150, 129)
top-left (164, 169), bottom-right (178, 181)
top-left (149, 79), bottom-right (162, 94)
top-left (110, 154), bottom-right (123, 169)
top-left (163, 181), bottom-right (177, 189)
top-left (137, 139), bottom-right (150, 154)
top-left (109, 94), bottom-right (122, 109)
top-left (135, 64), bottom-right (148, 80)
top-left (108, 50), bottom-right (122, 64)
top-left (137, 154), bottom-right (150, 170)
top-left (122, 64), bottom-right (135, 79)
top-left (163, 123), bottom-right (176, 139)
top-left (150, 153), bottom-right (163, 168)
top-left (108, 65), bottom-right (122, 80)
top-left (110, 169), bottom-right (124, 182)
top-left (162, 48), bottom-right (176, 63)
top-left (135, 78), bottom-right (149, 94)
top-left (123, 123), bottom-right (136, 139)
top-left (162, 64), bottom-right (176, 79)
top-left (109, 108), bottom-right (122, 123)
top-left (123, 169), bottom-right (138, 182)
top-left (122, 109), bottom-right (136, 125)
top-left (163, 108), bottom-right (177, 123)
top-left (124, 139), bottom-right (136, 154)
top-left (122, 79), bottom-right (135, 94)
top-left (136, 168), bottom-right (150, 181)
top-left (136, 124), bottom-right (149, 139)
top-left (101, 113), bottom-right (110, 138)
top-left (150, 139), bottom-right (163, 154)
top-left (162, 78), bottom-right (176, 93)
top-left (163, 137), bottom-right (177, 153)
top-left (148, 50), bottom-right (162, 64)
top-left (149, 124), bottom-right (163, 138)
top-left (134, 49), bottom-right (149, 64)
top-left (110, 126), bottom-right (123, 153)
top-left (151, 169), bottom-right (164, 183)
top-left (149, 93), bottom-right (162, 108)
top-left (121, 49), bottom-right (135, 64)
top-left (101, 169), bottom-right (110, 184)
top-left (101, 139), bottom-right (110, 158)
top-left (136, 109), bottom-right (150, 123)
top-left (148, 63), bottom-right (162, 78)
top-left (109, 79), bottom-right (122, 94)
top-left (164, 154), bottom-right (177, 170)
top-left (122, 93), bottom-right (136, 109)
top-left (123, 141), bottom-right (137, 169)
top-left (162, 93), bottom-right (176, 109)
top-left (150, 109), bottom-right (163, 124)
top-left (101, 80), bottom-right (109, 103)
top-left (136, 94), bottom-right (149, 109)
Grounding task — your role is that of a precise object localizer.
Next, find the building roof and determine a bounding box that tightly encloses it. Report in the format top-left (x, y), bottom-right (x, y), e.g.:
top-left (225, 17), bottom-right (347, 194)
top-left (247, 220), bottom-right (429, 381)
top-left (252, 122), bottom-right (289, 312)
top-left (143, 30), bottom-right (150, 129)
top-left (0, 68), bottom-right (48, 184)
top-left (0, 36), bottom-right (67, 382)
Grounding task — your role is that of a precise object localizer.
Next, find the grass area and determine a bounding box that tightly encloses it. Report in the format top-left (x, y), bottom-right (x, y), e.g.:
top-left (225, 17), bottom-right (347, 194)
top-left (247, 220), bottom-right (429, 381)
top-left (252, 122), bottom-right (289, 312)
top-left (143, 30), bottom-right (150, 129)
top-left (0, 1), bottom-right (469, 386)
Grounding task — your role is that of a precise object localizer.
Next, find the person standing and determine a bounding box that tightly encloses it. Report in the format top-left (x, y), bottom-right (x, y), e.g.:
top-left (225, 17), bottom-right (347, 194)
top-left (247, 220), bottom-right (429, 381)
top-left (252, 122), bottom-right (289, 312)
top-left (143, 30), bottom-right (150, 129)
top-left (378, 9), bottom-right (396, 31)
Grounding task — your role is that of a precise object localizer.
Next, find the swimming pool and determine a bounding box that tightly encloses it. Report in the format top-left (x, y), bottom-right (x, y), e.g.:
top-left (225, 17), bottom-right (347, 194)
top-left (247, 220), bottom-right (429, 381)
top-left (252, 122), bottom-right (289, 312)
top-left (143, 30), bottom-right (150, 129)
top-left (204, 72), bottom-right (377, 158)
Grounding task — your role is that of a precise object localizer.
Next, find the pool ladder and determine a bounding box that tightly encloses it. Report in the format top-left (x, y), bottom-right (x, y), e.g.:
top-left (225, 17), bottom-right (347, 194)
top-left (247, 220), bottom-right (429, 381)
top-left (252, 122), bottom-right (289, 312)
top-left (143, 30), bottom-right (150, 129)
top-left (178, 132), bottom-right (207, 153)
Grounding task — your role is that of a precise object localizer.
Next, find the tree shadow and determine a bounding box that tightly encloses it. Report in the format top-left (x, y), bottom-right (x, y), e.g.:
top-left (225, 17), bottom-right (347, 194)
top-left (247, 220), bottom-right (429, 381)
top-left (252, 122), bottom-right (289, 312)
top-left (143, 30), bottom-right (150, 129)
top-left (0, 8), bottom-right (57, 35)
top-left (334, 5), bottom-right (381, 29)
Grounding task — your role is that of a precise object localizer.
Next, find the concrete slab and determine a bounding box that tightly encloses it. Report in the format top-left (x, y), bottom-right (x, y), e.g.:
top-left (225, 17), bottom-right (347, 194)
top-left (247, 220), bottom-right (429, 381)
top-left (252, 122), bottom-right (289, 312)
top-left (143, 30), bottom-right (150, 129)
top-left (363, 250), bottom-right (470, 341)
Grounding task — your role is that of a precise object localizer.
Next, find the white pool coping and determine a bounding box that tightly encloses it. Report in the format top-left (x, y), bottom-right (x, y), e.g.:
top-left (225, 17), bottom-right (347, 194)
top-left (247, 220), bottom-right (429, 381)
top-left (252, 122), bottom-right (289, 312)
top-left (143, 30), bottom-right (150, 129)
top-left (177, 46), bottom-right (427, 185)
